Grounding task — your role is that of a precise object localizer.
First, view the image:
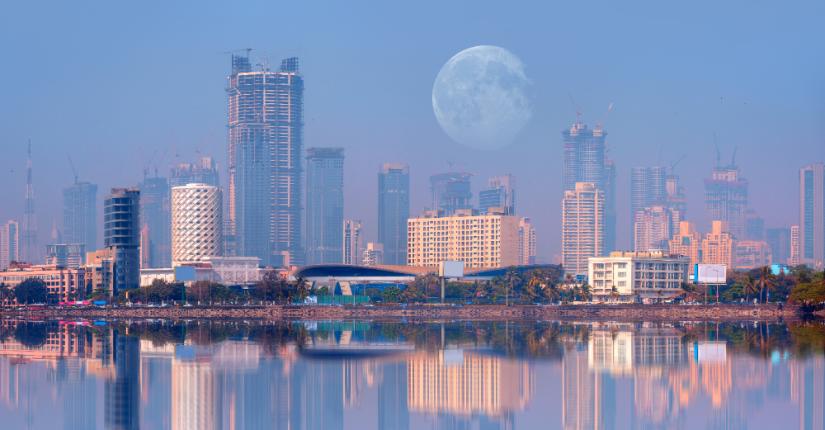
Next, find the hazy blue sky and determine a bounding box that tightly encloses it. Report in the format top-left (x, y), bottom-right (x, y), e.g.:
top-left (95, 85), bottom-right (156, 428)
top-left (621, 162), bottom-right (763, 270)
top-left (1, 0), bottom-right (822, 261)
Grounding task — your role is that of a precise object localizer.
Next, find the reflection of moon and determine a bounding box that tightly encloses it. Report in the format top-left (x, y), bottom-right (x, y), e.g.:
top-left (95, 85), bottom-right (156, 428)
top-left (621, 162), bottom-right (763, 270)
top-left (432, 45), bottom-right (532, 150)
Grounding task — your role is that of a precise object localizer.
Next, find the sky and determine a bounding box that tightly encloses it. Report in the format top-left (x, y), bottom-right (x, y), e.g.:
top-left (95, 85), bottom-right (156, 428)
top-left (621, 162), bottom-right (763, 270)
top-left (0, 0), bottom-right (823, 262)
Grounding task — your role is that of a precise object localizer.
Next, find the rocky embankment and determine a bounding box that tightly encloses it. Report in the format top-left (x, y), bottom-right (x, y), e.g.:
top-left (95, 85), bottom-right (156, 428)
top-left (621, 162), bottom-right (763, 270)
top-left (1, 303), bottom-right (798, 321)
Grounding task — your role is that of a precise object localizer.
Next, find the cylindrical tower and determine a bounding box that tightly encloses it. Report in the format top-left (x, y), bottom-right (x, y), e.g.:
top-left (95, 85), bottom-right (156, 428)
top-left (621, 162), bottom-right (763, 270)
top-left (171, 183), bottom-right (222, 266)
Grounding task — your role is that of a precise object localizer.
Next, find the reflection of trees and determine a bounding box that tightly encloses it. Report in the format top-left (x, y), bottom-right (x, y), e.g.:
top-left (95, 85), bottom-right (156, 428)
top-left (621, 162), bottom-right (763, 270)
top-left (13, 322), bottom-right (50, 347)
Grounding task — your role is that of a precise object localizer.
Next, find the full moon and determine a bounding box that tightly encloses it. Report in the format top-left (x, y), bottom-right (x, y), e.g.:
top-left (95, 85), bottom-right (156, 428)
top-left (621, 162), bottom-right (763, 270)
top-left (432, 45), bottom-right (532, 150)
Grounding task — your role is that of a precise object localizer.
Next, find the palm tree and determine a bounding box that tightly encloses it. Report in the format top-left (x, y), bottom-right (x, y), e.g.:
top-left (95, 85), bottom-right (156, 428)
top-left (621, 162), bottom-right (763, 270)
top-left (757, 266), bottom-right (776, 303)
top-left (742, 275), bottom-right (758, 303)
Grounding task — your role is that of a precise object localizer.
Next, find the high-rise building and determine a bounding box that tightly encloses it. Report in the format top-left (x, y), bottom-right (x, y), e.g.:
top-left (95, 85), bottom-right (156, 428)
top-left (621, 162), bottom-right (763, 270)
top-left (171, 184), bottom-right (223, 266)
top-left (0, 221), bottom-right (19, 270)
top-left (744, 209), bottom-right (765, 240)
top-left (668, 221), bottom-right (701, 276)
top-left (21, 142), bottom-right (38, 264)
top-left (734, 240), bottom-right (772, 270)
top-left (227, 54), bottom-right (304, 267)
top-left (104, 188), bottom-right (140, 293)
top-left (138, 175), bottom-right (170, 268)
top-left (799, 163), bottom-right (825, 268)
top-left (766, 227), bottom-right (791, 265)
top-left (563, 122), bottom-right (615, 252)
top-left (45, 243), bottom-right (86, 268)
top-left (665, 172), bottom-right (687, 233)
top-left (362, 242), bottom-right (384, 266)
top-left (62, 181), bottom-right (98, 252)
top-left (562, 182), bottom-right (605, 275)
top-left (305, 148), bottom-right (344, 265)
top-left (631, 166), bottom-right (667, 240)
top-left (169, 157), bottom-right (220, 188)
top-left (518, 217), bottom-right (536, 265)
top-left (479, 174), bottom-right (516, 215)
top-left (790, 225), bottom-right (801, 266)
top-left (342, 219), bottom-right (362, 265)
top-left (378, 163), bottom-right (410, 265)
top-left (701, 220), bottom-right (734, 269)
top-left (633, 205), bottom-right (672, 252)
top-left (705, 163), bottom-right (748, 240)
top-left (407, 210), bottom-right (520, 268)
top-left (430, 172), bottom-right (472, 215)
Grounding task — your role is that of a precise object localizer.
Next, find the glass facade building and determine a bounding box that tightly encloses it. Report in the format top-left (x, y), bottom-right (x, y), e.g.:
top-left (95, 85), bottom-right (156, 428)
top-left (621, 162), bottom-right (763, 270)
top-left (104, 188), bottom-right (140, 292)
top-left (305, 148), bottom-right (344, 265)
top-left (378, 163), bottom-right (410, 265)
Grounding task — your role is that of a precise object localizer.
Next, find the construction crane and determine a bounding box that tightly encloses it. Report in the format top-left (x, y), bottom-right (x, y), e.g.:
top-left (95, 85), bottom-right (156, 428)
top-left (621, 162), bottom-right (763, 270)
top-left (669, 154), bottom-right (687, 173)
top-left (67, 155), bottom-right (78, 184)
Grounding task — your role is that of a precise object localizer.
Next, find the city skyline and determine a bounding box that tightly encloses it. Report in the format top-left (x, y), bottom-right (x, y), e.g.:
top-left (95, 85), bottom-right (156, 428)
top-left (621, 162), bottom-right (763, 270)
top-left (0, 1), bottom-right (822, 264)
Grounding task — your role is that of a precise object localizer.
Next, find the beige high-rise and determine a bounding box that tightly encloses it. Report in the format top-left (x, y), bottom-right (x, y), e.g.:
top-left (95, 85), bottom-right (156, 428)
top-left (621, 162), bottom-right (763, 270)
top-left (701, 220), bottom-right (734, 269)
top-left (407, 210), bottom-right (520, 268)
top-left (562, 182), bottom-right (605, 275)
top-left (669, 221), bottom-right (701, 275)
top-left (171, 183), bottom-right (223, 266)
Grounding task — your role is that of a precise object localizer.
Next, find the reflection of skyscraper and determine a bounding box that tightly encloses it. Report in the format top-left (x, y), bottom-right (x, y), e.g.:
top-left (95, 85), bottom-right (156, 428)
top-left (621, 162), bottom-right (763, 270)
top-left (305, 148), bottom-right (345, 265)
top-left (172, 350), bottom-right (216, 430)
top-left (563, 347), bottom-right (595, 430)
top-left (290, 360), bottom-right (344, 430)
top-left (105, 332), bottom-right (140, 430)
top-left (791, 355), bottom-right (825, 430)
top-left (406, 351), bottom-right (531, 417)
top-left (430, 172), bottom-right (473, 215)
top-left (378, 163), bottom-right (410, 265)
top-left (379, 362), bottom-right (409, 430)
top-left (227, 54), bottom-right (304, 267)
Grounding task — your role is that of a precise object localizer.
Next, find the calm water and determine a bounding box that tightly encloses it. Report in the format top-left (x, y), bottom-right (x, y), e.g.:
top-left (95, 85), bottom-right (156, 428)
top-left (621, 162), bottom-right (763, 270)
top-left (0, 319), bottom-right (823, 430)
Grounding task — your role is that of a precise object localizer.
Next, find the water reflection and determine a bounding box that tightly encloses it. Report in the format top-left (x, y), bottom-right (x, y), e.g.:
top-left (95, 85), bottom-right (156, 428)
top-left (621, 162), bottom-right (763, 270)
top-left (0, 319), bottom-right (822, 429)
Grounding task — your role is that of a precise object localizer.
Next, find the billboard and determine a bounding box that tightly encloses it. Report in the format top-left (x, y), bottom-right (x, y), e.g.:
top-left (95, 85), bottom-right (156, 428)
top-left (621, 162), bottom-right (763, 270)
top-left (438, 260), bottom-right (464, 278)
top-left (694, 264), bottom-right (726, 284)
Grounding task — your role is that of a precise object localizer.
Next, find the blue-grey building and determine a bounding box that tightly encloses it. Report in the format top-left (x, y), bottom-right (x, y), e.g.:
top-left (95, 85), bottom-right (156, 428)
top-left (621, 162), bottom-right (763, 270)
top-left (104, 188), bottom-right (140, 292)
top-left (799, 163), bottom-right (824, 268)
top-left (138, 175), bottom-right (171, 268)
top-left (169, 156), bottom-right (220, 188)
top-left (62, 181), bottom-right (98, 253)
top-left (305, 148), bottom-right (344, 265)
top-left (378, 163), bottom-right (410, 265)
top-left (430, 172), bottom-right (472, 216)
top-left (478, 174), bottom-right (515, 215)
top-left (227, 54), bottom-right (304, 267)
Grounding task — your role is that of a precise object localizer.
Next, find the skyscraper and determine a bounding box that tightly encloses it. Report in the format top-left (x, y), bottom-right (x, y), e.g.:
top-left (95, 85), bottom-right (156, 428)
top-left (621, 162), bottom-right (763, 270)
top-left (378, 163), bottom-right (410, 265)
top-left (430, 172), bottom-right (472, 215)
top-left (104, 188), bottom-right (140, 293)
top-left (790, 225), bottom-right (801, 266)
top-left (342, 219), bottom-right (362, 265)
top-left (62, 181), bottom-right (98, 252)
top-left (518, 217), bottom-right (536, 265)
top-left (227, 54), bottom-right (304, 267)
top-left (766, 227), bottom-right (791, 265)
top-left (562, 122), bottom-right (615, 253)
top-left (0, 221), bottom-right (19, 270)
top-left (171, 184), bottom-right (223, 266)
top-left (631, 166), bottom-right (667, 243)
top-left (138, 175), bottom-right (171, 268)
top-left (705, 162), bottom-right (748, 240)
top-left (633, 205), bottom-right (672, 252)
top-left (665, 172), bottom-right (688, 233)
top-left (479, 174), bottom-right (516, 215)
top-left (562, 182), bottom-right (605, 275)
top-left (169, 157), bottom-right (220, 188)
top-left (701, 220), bottom-right (734, 269)
top-left (21, 142), bottom-right (38, 263)
top-left (305, 148), bottom-right (344, 265)
top-left (799, 163), bottom-right (825, 268)
top-left (668, 221), bottom-right (701, 276)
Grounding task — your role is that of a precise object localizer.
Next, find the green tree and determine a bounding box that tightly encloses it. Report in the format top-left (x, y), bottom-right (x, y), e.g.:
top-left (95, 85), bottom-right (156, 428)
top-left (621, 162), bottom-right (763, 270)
top-left (743, 275), bottom-right (759, 303)
top-left (382, 286), bottom-right (402, 303)
top-left (757, 266), bottom-right (776, 303)
top-left (14, 278), bottom-right (49, 304)
top-left (0, 284), bottom-right (13, 306)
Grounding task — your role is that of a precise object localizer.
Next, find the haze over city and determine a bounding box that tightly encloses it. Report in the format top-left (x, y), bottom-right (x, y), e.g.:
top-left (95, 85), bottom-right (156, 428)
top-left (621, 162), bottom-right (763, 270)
top-left (1, 0), bottom-right (822, 263)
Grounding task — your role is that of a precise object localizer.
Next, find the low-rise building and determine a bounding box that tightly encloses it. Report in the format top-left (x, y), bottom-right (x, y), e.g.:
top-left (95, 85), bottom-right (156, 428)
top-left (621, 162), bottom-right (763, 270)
top-left (588, 251), bottom-right (689, 303)
top-left (407, 209), bottom-right (520, 269)
top-left (734, 240), bottom-right (772, 269)
top-left (362, 242), bottom-right (384, 266)
top-left (0, 263), bottom-right (86, 302)
top-left (85, 248), bottom-right (116, 297)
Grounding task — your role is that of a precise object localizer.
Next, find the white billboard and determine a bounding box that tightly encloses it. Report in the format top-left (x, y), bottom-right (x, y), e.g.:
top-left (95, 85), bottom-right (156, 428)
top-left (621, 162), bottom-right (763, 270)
top-left (439, 260), bottom-right (464, 278)
top-left (694, 264), bottom-right (727, 284)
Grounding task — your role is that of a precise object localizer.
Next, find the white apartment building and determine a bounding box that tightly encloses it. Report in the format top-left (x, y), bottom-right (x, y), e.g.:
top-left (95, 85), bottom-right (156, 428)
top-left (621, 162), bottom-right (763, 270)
top-left (171, 183), bottom-right (223, 266)
top-left (407, 209), bottom-right (520, 268)
top-left (562, 182), bottom-right (605, 275)
top-left (588, 251), bottom-right (689, 302)
top-left (342, 219), bottom-right (362, 265)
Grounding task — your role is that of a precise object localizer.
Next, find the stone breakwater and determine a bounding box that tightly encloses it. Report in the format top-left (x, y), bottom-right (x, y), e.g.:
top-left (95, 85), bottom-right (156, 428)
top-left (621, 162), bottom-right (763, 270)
top-left (2, 303), bottom-right (798, 321)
